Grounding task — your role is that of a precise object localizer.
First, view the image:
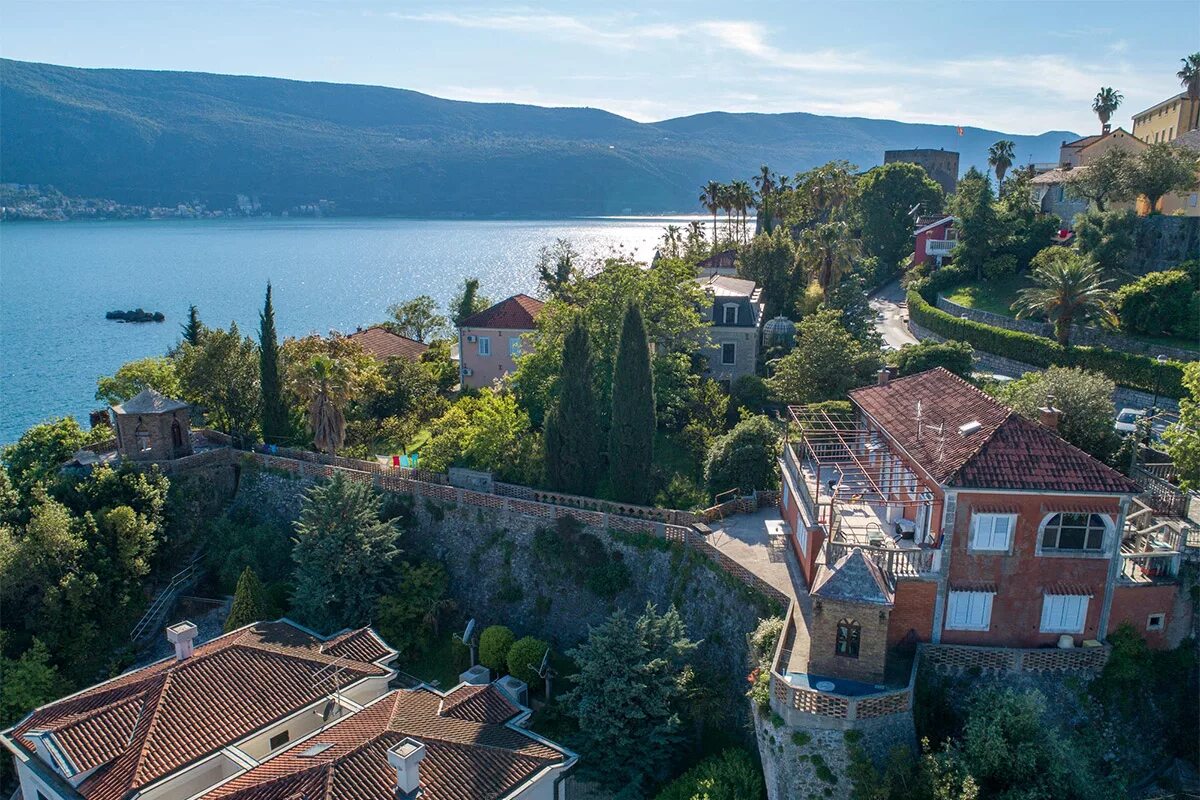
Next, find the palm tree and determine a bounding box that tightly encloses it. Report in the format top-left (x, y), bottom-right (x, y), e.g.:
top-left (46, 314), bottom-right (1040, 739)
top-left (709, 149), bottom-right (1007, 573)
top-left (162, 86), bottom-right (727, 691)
top-left (296, 355), bottom-right (354, 456)
top-left (699, 181), bottom-right (721, 250)
top-left (752, 165), bottom-right (776, 233)
top-left (1012, 253), bottom-right (1115, 347)
top-left (1178, 53), bottom-right (1200, 132)
top-left (799, 221), bottom-right (860, 304)
top-left (988, 140), bottom-right (1016, 190)
top-left (731, 179), bottom-right (753, 242)
top-left (659, 224), bottom-right (683, 259)
top-left (1092, 87), bottom-right (1123, 134)
top-left (718, 183), bottom-right (735, 243)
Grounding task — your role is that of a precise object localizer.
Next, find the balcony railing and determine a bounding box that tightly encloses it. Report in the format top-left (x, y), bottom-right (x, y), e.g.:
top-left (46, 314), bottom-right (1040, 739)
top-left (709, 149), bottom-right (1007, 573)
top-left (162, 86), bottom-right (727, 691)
top-left (826, 539), bottom-right (940, 579)
top-left (1119, 550), bottom-right (1181, 584)
top-left (925, 238), bottom-right (957, 256)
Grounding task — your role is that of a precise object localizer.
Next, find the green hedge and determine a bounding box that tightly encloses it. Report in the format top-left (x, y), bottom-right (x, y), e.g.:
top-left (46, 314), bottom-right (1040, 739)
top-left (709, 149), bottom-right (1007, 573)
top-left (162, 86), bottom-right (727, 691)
top-left (906, 288), bottom-right (1185, 397)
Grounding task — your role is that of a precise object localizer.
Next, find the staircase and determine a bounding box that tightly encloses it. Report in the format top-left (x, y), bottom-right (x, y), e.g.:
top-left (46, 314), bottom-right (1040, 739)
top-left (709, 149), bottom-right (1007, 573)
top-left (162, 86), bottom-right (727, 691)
top-left (130, 551), bottom-right (205, 643)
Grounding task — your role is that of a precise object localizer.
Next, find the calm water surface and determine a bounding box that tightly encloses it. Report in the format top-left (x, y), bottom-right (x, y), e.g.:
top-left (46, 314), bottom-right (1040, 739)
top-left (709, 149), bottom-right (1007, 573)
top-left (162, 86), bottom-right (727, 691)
top-left (0, 217), bottom-right (699, 442)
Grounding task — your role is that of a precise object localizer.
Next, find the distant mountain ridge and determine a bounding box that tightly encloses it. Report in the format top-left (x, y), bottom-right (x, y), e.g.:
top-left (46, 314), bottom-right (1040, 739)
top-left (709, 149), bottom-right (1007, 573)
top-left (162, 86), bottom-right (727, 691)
top-left (0, 59), bottom-right (1078, 216)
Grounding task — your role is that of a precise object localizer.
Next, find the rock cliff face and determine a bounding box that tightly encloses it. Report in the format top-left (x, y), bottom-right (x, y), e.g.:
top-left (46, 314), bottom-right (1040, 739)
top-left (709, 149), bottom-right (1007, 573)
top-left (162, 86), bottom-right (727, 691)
top-left (233, 469), bottom-right (783, 737)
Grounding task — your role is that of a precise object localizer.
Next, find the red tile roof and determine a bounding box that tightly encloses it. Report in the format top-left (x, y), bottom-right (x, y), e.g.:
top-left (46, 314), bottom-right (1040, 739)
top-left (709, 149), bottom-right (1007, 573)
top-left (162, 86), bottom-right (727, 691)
top-left (346, 327), bottom-right (429, 362)
top-left (437, 684), bottom-right (519, 725)
top-left (7, 622), bottom-right (394, 800)
top-left (202, 687), bottom-right (566, 800)
top-left (458, 295), bottom-right (544, 330)
top-left (848, 368), bottom-right (1140, 494)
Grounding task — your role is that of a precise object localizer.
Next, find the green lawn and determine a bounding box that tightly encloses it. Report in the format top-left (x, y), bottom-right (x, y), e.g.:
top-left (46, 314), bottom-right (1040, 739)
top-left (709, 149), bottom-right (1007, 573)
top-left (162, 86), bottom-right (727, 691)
top-left (942, 274), bottom-right (1031, 318)
top-left (402, 634), bottom-right (471, 689)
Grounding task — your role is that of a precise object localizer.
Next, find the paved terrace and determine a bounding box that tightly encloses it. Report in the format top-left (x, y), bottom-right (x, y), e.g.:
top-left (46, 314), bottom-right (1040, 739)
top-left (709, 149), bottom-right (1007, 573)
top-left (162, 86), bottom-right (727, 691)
top-left (701, 508), bottom-right (813, 676)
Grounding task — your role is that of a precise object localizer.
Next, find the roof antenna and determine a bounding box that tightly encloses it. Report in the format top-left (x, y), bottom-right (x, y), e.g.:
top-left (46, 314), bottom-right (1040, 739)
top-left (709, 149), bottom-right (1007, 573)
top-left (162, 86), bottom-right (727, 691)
top-left (531, 647), bottom-right (557, 702)
top-left (915, 400), bottom-right (923, 442)
top-left (312, 654), bottom-right (348, 723)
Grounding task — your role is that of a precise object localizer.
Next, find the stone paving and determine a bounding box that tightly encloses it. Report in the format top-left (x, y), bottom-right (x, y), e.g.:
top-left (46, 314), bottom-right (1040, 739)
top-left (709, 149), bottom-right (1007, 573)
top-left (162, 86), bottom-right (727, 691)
top-left (701, 507), bottom-right (812, 675)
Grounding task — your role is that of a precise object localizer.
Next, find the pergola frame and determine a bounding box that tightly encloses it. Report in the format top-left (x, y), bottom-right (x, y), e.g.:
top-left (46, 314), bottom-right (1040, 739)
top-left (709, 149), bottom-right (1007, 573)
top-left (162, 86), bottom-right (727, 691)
top-left (786, 405), bottom-right (927, 511)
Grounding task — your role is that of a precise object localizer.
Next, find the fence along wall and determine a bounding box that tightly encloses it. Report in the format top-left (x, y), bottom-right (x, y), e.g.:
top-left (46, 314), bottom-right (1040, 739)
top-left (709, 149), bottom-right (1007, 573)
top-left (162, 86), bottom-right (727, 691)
top-left (919, 642), bottom-right (1111, 676)
top-left (244, 450), bottom-right (791, 609)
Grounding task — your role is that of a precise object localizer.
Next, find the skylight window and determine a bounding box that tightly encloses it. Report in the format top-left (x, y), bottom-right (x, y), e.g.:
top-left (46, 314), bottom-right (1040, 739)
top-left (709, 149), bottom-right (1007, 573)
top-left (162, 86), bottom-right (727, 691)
top-left (958, 420), bottom-right (982, 436)
top-left (299, 743), bottom-right (333, 757)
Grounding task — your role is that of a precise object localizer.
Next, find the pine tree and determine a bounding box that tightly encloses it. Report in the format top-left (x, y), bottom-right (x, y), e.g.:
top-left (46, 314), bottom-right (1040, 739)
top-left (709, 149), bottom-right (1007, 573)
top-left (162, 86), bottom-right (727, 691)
top-left (544, 317), bottom-right (601, 495)
top-left (259, 284), bottom-right (288, 444)
top-left (225, 566), bottom-right (266, 632)
top-left (181, 305), bottom-right (204, 345)
top-left (607, 303), bottom-right (654, 504)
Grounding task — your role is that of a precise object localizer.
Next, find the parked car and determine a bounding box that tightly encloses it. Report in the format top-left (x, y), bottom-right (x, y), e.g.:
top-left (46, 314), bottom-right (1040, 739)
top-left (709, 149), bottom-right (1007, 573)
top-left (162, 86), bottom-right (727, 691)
top-left (1114, 407), bottom-right (1147, 435)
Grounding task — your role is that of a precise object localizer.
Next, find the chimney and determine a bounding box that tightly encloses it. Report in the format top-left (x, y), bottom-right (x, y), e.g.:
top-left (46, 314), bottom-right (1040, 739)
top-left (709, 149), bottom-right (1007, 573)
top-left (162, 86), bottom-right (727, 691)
top-left (877, 367), bottom-right (891, 385)
top-left (166, 621), bottom-right (198, 661)
top-left (1038, 405), bottom-right (1062, 432)
top-left (387, 738), bottom-right (426, 796)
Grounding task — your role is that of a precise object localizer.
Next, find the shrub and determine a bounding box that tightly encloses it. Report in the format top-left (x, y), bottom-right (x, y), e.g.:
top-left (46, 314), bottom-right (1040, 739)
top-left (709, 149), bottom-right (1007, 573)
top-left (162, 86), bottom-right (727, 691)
top-left (907, 288), bottom-right (1184, 396)
top-left (654, 748), bottom-right (766, 800)
top-left (893, 339), bottom-right (975, 378)
top-left (704, 415), bottom-right (782, 494)
top-left (1113, 269), bottom-right (1198, 338)
top-left (749, 617), bottom-right (784, 665)
top-left (478, 625), bottom-right (516, 673)
top-left (507, 636), bottom-right (550, 686)
top-left (374, 561), bottom-right (454, 659)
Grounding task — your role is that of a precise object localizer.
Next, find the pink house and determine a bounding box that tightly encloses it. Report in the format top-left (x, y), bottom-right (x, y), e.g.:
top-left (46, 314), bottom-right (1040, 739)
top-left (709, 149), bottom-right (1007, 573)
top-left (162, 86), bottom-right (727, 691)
top-left (911, 215), bottom-right (956, 267)
top-left (457, 294), bottom-right (544, 389)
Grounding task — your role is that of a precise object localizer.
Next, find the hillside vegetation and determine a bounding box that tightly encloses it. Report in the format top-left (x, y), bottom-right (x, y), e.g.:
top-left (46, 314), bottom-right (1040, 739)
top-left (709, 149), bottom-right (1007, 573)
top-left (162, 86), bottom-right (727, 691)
top-left (0, 59), bottom-right (1075, 216)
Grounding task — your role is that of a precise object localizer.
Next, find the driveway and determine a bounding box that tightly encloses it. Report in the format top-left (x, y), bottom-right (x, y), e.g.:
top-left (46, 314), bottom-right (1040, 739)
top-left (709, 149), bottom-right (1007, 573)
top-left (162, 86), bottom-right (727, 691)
top-left (870, 281), bottom-right (918, 351)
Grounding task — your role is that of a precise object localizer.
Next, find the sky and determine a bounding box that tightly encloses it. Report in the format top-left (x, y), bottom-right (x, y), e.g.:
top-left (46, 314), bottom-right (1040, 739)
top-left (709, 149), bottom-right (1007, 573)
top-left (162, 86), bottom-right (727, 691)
top-left (1, 0), bottom-right (1196, 135)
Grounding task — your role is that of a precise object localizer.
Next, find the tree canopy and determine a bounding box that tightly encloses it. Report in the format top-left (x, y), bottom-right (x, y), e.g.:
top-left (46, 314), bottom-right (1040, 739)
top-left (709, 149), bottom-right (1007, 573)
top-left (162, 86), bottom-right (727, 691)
top-left (856, 162), bottom-right (944, 280)
top-left (703, 415), bottom-right (781, 495)
top-left (997, 366), bottom-right (1118, 460)
top-left (769, 309), bottom-right (881, 403)
top-left (608, 303), bottom-right (656, 505)
top-left (96, 357), bottom-right (181, 406)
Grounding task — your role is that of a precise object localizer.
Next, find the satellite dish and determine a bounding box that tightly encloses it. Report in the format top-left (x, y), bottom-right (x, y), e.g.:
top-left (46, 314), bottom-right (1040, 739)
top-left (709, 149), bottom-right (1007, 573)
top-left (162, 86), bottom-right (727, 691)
top-left (462, 619), bottom-right (476, 644)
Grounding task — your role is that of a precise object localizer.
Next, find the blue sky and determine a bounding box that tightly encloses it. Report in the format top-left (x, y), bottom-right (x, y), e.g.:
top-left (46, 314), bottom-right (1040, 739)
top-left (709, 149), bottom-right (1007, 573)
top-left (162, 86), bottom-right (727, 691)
top-left (1, 1), bottom-right (1195, 134)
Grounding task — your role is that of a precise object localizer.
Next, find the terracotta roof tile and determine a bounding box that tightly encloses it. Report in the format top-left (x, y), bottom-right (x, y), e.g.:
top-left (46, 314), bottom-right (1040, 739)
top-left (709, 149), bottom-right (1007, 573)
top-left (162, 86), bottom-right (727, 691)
top-left (849, 368), bottom-right (1139, 494)
top-left (345, 328), bottom-right (429, 362)
top-left (204, 687), bottom-right (566, 800)
top-left (438, 685), bottom-right (518, 725)
top-left (459, 295), bottom-right (544, 330)
top-left (8, 622), bottom-right (392, 800)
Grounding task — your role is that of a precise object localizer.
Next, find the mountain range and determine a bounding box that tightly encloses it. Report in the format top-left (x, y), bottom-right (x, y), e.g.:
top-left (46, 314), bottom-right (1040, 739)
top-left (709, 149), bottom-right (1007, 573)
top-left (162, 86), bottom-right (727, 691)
top-left (0, 59), bottom-right (1078, 216)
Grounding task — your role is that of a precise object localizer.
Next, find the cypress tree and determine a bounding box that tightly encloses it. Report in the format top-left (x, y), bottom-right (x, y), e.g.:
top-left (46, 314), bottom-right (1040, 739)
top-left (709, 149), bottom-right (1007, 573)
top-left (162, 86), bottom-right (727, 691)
top-left (608, 303), bottom-right (655, 504)
top-left (544, 317), bottom-right (601, 496)
top-left (181, 305), bottom-right (204, 345)
top-left (225, 566), bottom-right (266, 632)
top-left (259, 284), bottom-right (288, 444)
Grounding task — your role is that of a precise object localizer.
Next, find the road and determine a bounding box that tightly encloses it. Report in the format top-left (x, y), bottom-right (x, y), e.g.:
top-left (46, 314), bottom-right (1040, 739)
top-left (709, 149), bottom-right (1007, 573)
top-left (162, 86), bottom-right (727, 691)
top-left (870, 281), bottom-right (918, 351)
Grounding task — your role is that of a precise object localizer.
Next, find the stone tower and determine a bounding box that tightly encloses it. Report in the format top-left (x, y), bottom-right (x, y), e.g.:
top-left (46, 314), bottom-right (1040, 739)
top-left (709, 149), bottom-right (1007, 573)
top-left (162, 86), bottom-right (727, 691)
top-left (808, 548), bottom-right (894, 684)
top-left (112, 388), bottom-right (193, 461)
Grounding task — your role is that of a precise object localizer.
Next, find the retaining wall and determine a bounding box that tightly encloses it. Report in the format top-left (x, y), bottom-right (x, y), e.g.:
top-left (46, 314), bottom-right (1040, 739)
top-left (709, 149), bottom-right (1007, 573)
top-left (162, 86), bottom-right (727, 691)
top-left (936, 295), bottom-right (1197, 361)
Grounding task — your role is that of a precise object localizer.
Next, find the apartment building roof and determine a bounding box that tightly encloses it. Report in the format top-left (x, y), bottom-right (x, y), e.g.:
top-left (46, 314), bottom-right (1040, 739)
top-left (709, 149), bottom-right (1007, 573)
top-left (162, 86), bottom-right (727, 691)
top-left (4, 622), bottom-right (395, 800)
top-left (346, 327), bottom-right (429, 361)
top-left (202, 686), bottom-right (568, 800)
top-left (459, 295), bottom-right (544, 330)
top-left (848, 368), bottom-right (1140, 494)
top-left (1132, 91), bottom-right (1189, 120)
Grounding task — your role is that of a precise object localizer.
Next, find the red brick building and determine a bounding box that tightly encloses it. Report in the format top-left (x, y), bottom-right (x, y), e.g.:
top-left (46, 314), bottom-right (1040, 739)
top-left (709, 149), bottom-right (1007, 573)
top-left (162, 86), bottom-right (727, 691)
top-left (911, 215), bottom-right (956, 268)
top-left (780, 368), bottom-right (1189, 660)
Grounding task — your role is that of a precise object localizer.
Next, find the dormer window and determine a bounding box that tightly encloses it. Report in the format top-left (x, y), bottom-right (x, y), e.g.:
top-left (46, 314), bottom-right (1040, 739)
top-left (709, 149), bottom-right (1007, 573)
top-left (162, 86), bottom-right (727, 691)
top-left (722, 303), bottom-right (738, 325)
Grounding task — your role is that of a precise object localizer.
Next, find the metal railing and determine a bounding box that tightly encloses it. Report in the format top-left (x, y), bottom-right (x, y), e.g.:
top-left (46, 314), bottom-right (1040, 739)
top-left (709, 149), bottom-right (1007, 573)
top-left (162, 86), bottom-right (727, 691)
top-left (925, 239), bottom-right (956, 256)
top-left (130, 552), bottom-right (204, 642)
top-left (1120, 550), bottom-right (1181, 584)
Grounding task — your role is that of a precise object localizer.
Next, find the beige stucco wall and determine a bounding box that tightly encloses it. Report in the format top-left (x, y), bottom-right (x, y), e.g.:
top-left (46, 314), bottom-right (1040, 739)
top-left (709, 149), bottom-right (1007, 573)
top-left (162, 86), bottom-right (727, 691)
top-left (700, 326), bottom-right (759, 383)
top-left (459, 327), bottom-right (534, 389)
top-left (1133, 96), bottom-right (1199, 144)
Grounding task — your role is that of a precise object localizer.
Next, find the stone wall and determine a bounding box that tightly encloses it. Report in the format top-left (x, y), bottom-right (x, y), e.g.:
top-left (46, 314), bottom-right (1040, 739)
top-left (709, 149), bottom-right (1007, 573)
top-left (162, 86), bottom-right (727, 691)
top-left (228, 460), bottom-right (780, 735)
top-left (808, 598), bottom-right (889, 684)
top-left (1129, 215), bottom-right (1200, 274)
top-left (935, 294), bottom-right (1198, 361)
top-left (754, 703), bottom-right (915, 800)
top-left (907, 319), bottom-right (1181, 414)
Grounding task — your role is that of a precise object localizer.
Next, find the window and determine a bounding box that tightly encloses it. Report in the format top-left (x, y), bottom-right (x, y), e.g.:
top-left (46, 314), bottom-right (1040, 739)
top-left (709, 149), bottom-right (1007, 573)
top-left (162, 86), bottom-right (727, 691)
top-left (722, 303), bottom-right (739, 325)
top-left (508, 336), bottom-right (523, 359)
top-left (269, 731), bottom-right (290, 750)
top-left (721, 342), bottom-right (736, 366)
top-left (1040, 513), bottom-right (1107, 553)
top-left (970, 513), bottom-right (1014, 552)
top-left (1040, 594), bottom-right (1088, 633)
top-left (171, 419), bottom-right (184, 448)
top-left (477, 336), bottom-right (490, 356)
top-left (945, 591), bottom-right (993, 631)
top-left (835, 619), bottom-right (860, 658)
top-left (1147, 613), bottom-right (1165, 631)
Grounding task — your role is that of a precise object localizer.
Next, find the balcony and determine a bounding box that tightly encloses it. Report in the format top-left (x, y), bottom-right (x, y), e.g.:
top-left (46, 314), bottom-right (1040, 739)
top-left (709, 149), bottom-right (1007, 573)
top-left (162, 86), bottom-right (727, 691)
top-left (1118, 496), bottom-right (1195, 584)
top-left (925, 238), bottom-right (957, 256)
top-left (784, 405), bottom-right (942, 582)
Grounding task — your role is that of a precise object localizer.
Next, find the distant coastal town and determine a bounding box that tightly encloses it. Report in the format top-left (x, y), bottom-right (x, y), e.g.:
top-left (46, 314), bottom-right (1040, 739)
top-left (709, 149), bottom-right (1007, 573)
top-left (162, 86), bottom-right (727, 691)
top-left (0, 183), bottom-right (335, 221)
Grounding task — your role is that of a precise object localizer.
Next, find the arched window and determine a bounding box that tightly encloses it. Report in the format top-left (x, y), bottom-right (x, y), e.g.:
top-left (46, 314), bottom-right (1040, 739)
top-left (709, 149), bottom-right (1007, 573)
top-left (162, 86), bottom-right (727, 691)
top-left (835, 619), bottom-right (860, 659)
top-left (134, 419), bottom-right (151, 452)
top-left (1040, 512), bottom-right (1109, 553)
top-left (171, 419), bottom-right (184, 448)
